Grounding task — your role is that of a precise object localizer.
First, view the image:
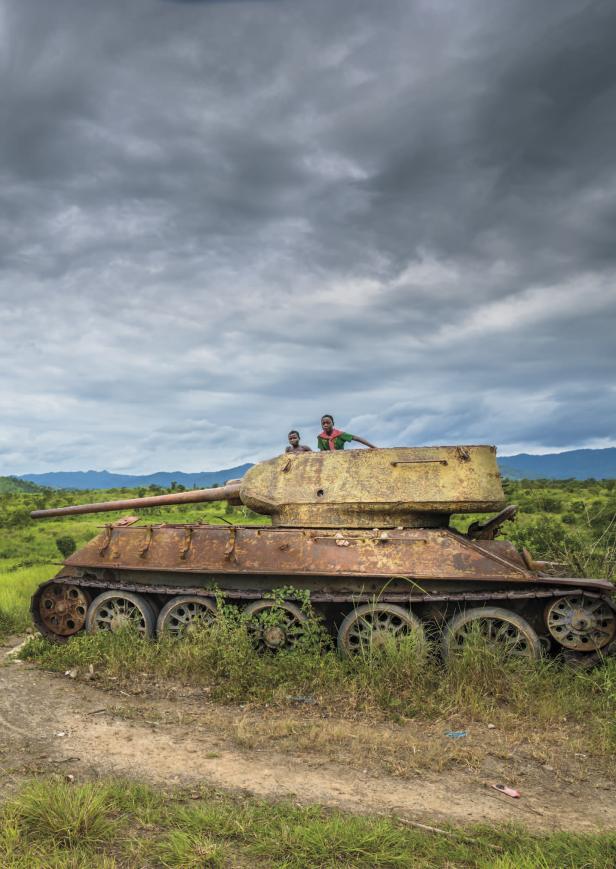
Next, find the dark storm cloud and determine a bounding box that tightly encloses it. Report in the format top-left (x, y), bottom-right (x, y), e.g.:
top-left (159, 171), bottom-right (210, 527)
top-left (163, 1), bottom-right (276, 4)
top-left (0, 0), bottom-right (615, 473)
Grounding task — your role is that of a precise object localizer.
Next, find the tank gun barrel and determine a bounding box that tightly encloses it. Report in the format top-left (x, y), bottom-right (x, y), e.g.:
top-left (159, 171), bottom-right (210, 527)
top-left (30, 482), bottom-right (243, 519)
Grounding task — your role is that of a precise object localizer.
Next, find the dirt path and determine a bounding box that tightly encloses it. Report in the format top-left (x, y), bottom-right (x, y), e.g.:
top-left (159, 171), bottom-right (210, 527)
top-left (1, 651), bottom-right (614, 832)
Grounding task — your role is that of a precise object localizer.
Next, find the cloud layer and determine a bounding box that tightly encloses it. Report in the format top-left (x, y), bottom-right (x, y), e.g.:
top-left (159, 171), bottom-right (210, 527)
top-left (1, 0), bottom-right (615, 473)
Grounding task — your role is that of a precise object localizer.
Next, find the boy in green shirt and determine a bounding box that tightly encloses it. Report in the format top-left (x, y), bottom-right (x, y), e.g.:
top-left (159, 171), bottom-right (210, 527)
top-left (317, 415), bottom-right (377, 451)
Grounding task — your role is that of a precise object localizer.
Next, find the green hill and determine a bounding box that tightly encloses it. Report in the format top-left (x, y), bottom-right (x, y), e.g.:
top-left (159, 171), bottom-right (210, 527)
top-left (0, 476), bottom-right (45, 494)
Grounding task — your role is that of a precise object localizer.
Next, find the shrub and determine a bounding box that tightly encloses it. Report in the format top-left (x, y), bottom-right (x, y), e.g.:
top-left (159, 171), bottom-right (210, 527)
top-left (55, 535), bottom-right (77, 558)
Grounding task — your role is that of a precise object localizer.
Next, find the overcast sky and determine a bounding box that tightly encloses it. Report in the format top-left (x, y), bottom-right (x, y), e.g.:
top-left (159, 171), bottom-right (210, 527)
top-left (1, 0), bottom-right (615, 474)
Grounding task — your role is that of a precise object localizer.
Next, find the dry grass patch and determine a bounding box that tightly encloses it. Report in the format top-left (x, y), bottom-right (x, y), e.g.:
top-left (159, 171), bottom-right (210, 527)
top-left (102, 693), bottom-right (611, 786)
top-left (231, 713), bottom-right (485, 777)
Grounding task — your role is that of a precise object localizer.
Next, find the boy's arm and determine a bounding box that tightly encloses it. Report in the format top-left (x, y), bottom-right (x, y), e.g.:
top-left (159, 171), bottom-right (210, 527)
top-left (351, 435), bottom-right (377, 449)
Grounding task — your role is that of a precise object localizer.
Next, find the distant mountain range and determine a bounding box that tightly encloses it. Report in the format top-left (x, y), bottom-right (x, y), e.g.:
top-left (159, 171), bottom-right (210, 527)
top-left (497, 448), bottom-right (616, 480)
top-left (12, 448), bottom-right (616, 489)
top-left (18, 465), bottom-right (253, 491)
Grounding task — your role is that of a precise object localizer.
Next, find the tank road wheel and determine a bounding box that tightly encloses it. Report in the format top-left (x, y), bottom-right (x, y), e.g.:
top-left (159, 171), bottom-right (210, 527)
top-left (545, 594), bottom-right (616, 652)
top-left (156, 596), bottom-right (217, 639)
top-left (243, 599), bottom-right (307, 652)
top-left (86, 591), bottom-right (156, 638)
top-left (442, 606), bottom-right (541, 662)
top-left (37, 584), bottom-right (91, 639)
top-left (337, 603), bottom-right (424, 656)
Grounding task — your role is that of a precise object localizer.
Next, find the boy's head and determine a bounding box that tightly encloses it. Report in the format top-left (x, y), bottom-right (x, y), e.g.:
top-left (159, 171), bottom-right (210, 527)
top-left (321, 415), bottom-right (334, 434)
top-left (288, 430), bottom-right (300, 447)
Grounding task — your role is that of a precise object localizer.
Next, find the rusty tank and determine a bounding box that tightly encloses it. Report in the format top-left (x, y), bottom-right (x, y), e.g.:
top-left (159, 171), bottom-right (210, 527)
top-left (30, 445), bottom-right (616, 660)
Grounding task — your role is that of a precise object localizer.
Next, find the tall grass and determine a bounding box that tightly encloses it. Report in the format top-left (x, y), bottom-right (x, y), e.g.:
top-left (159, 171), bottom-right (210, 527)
top-left (1, 778), bottom-right (615, 868)
top-left (0, 564), bottom-right (56, 637)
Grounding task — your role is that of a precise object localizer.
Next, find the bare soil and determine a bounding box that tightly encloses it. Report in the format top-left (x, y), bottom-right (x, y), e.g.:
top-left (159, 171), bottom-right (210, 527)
top-left (1, 640), bottom-right (614, 832)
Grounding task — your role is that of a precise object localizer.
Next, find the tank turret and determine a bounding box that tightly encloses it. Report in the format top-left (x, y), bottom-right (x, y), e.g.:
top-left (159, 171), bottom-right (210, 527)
top-left (241, 445), bottom-right (504, 527)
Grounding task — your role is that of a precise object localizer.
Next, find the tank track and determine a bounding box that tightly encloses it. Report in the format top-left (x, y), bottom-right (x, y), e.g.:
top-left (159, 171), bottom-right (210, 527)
top-left (32, 574), bottom-right (613, 645)
top-left (34, 573), bottom-right (605, 604)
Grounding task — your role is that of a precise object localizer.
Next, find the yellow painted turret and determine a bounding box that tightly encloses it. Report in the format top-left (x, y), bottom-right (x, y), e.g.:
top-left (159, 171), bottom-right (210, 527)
top-left (240, 445), bottom-right (504, 528)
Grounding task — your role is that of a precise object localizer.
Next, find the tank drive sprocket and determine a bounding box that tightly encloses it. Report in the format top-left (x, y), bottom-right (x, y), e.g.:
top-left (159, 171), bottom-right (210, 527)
top-left (545, 594), bottom-right (616, 651)
top-left (37, 583), bottom-right (91, 638)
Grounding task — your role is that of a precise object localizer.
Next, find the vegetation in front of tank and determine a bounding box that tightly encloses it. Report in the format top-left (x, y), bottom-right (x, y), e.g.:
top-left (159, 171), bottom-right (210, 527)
top-left (1, 776), bottom-right (615, 869)
top-left (21, 600), bottom-right (616, 756)
top-left (452, 478), bottom-right (616, 581)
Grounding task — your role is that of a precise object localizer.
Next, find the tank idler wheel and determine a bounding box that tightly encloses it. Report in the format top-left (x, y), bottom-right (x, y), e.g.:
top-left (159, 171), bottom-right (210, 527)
top-left (243, 599), bottom-right (307, 651)
top-left (86, 591), bottom-right (156, 638)
top-left (442, 606), bottom-right (541, 662)
top-left (38, 584), bottom-right (91, 638)
top-left (545, 594), bottom-right (616, 652)
top-left (157, 596), bottom-right (217, 638)
top-left (337, 603), bottom-right (424, 656)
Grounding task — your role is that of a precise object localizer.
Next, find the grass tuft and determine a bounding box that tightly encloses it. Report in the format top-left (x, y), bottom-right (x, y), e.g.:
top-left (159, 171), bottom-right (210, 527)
top-left (0, 564), bottom-right (57, 637)
top-left (12, 779), bottom-right (119, 848)
top-left (154, 830), bottom-right (226, 868)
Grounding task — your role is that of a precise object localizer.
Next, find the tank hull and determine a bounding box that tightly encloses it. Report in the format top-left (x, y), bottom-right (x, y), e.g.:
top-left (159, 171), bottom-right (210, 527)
top-left (64, 523), bottom-right (533, 581)
top-left (32, 522), bottom-right (615, 658)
